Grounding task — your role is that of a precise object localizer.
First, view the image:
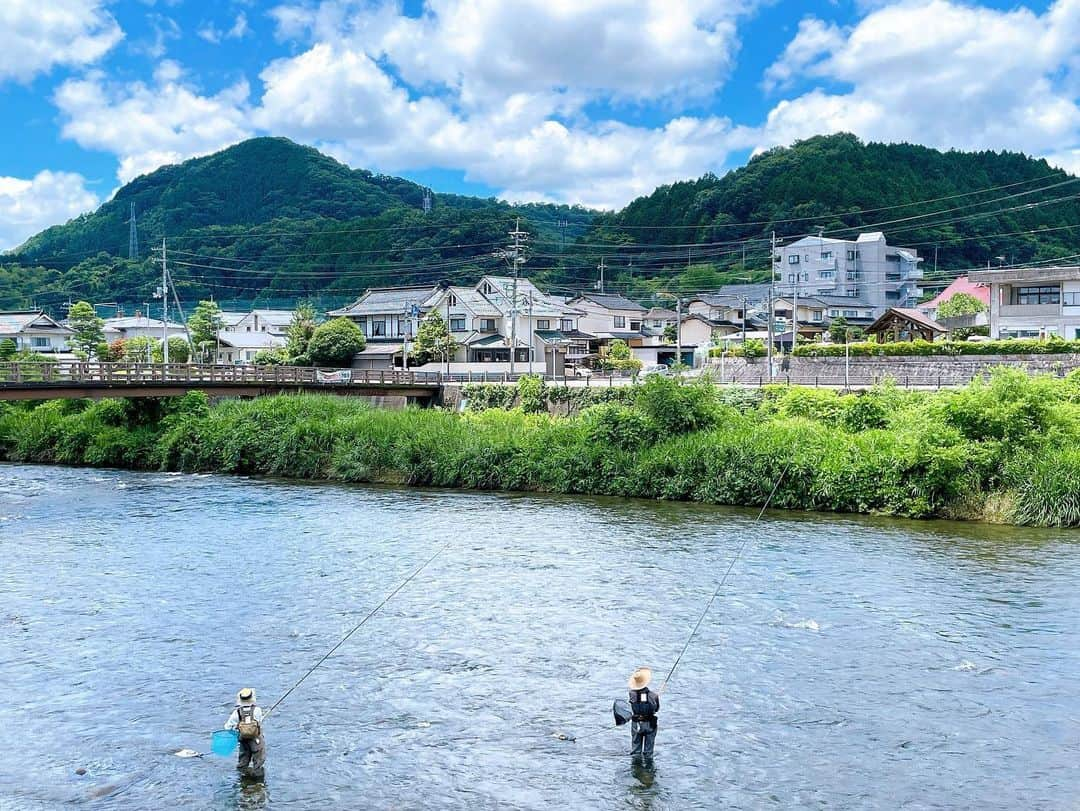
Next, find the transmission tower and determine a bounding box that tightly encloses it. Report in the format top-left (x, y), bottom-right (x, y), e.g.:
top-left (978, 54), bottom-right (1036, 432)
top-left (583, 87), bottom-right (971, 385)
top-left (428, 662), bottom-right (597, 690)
top-left (127, 202), bottom-right (139, 259)
top-left (422, 188), bottom-right (433, 214)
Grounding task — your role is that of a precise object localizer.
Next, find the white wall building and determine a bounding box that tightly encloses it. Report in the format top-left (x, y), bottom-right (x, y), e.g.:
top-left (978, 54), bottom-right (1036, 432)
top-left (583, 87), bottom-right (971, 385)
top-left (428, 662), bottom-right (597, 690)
top-left (774, 232), bottom-right (923, 317)
top-left (970, 266), bottom-right (1080, 339)
top-left (215, 331), bottom-right (286, 364)
top-left (0, 311), bottom-right (72, 353)
top-left (102, 316), bottom-right (187, 342)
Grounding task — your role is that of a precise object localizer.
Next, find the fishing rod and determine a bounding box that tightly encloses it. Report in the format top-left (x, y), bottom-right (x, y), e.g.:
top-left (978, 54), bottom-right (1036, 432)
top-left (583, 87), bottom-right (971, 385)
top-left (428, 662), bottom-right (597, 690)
top-left (556, 460), bottom-right (794, 743)
top-left (266, 539), bottom-right (454, 718)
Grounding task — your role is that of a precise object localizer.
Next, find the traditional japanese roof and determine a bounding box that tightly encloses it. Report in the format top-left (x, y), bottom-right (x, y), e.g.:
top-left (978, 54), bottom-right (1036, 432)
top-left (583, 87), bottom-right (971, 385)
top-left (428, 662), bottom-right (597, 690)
top-left (644, 307), bottom-right (677, 321)
top-left (533, 329), bottom-right (595, 343)
top-left (469, 333), bottom-right (531, 348)
top-left (329, 286), bottom-right (437, 317)
top-left (102, 316), bottom-right (185, 331)
top-left (424, 286), bottom-right (502, 317)
top-left (216, 331), bottom-right (287, 349)
top-left (0, 311), bottom-right (72, 334)
top-left (354, 343), bottom-right (404, 355)
top-left (567, 293), bottom-right (647, 312)
top-left (866, 308), bottom-right (947, 336)
top-left (219, 311), bottom-right (248, 327)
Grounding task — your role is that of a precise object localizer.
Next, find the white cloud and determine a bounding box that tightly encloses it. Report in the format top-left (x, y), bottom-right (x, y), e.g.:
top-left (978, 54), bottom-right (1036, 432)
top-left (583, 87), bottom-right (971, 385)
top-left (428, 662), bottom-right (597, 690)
top-left (198, 12), bottom-right (250, 44)
top-left (0, 0), bottom-right (122, 83)
top-left (54, 71), bottom-right (253, 183)
top-left (0, 171), bottom-right (99, 251)
top-left (759, 0), bottom-right (1080, 158)
top-left (272, 0), bottom-right (750, 107)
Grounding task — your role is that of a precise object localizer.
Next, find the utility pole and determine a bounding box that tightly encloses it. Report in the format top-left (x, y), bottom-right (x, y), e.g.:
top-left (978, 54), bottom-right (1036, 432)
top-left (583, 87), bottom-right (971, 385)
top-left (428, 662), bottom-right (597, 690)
top-left (767, 231), bottom-right (777, 380)
top-left (597, 256), bottom-right (605, 294)
top-left (675, 296), bottom-right (682, 367)
top-left (505, 217), bottom-right (528, 375)
top-left (527, 295), bottom-right (534, 375)
top-left (160, 237), bottom-right (169, 365)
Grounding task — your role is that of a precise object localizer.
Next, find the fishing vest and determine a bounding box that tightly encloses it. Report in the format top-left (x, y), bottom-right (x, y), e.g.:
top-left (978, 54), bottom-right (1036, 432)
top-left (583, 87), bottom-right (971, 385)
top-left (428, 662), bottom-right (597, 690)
top-left (237, 705), bottom-right (261, 741)
top-left (629, 689), bottom-right (656, 725)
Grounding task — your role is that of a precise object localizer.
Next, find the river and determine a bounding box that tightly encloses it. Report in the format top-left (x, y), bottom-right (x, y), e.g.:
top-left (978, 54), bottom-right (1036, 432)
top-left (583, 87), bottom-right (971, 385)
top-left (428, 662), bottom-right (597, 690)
top-left (0, 464), bottom-right (1077, 809)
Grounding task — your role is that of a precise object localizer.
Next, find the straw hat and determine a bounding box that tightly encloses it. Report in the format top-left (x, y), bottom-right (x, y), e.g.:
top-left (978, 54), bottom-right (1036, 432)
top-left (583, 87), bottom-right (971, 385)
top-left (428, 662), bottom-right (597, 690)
top-left (237, 688), bottom-right (256, 704)
top-left (628, 668), bottom-right (652, 691)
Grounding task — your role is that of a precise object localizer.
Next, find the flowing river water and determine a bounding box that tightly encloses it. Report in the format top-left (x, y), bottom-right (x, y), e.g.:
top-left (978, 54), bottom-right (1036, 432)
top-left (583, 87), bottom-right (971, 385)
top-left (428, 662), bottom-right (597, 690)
top-left (1, 464), bottom-right (1078, 810)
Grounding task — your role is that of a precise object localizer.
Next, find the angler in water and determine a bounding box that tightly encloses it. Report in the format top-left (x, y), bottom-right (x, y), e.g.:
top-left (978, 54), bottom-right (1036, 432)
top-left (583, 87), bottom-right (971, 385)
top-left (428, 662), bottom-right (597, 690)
top-left (627, 668), bottom-right (659, 757)
top-left (224, 688), bottom-right (266, 779)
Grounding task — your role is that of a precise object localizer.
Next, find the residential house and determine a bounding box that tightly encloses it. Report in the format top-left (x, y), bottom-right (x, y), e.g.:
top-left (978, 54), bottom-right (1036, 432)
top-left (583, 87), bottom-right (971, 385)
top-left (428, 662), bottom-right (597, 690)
top-left (969, 265), bottom-right (1080, 339)
top-left (102, 315), bottom-right (187, 342)
top-left (329, 286), bottom-right (436, 366)
top-left (774, 232), bottom-right (923, 317)
top-left (0, 311), bottom-right (73, 353)
top-left (215, 331), bottom-right (287, 364)
top-left (232, 309), bottom-right (295, 336)
top-left (772, 296), bottom-right (829, 340)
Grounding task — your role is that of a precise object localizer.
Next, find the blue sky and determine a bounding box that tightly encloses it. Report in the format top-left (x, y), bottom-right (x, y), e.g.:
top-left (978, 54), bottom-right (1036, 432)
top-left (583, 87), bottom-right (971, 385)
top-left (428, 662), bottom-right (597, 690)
top-left (0, 0), bottom-right (1077, 249)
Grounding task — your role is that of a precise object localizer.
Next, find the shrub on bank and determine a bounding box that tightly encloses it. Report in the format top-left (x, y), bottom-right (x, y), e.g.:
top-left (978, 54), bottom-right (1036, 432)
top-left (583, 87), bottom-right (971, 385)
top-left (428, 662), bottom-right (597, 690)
top-left (793, 337), bottom-right (1080, 358)
top-left (2, 368), bottom-right (1077, 527)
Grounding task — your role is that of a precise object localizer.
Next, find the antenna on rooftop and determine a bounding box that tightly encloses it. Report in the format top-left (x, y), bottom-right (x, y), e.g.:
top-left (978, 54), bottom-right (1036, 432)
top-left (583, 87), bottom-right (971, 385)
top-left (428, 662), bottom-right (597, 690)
top-left (127, 202), bottom-right (139, 259)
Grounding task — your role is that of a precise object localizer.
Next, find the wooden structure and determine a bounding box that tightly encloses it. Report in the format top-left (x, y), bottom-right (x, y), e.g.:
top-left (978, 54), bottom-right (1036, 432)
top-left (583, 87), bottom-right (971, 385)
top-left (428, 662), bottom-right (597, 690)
top-left (865, 308), bottom-right (947, 343)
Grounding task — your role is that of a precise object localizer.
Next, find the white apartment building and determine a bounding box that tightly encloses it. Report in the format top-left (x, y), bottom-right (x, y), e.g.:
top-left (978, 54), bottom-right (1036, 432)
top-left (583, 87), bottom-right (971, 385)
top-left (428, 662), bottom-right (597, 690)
top-left (774, 232), bottom-right (923, 317)
top-left (969, 266), bottom-right (1080, 340)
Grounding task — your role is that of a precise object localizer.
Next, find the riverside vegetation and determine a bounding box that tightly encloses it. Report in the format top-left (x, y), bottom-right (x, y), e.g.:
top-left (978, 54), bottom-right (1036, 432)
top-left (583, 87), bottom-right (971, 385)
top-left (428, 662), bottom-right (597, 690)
top-left (1, 370), bottom-right (1077, 527)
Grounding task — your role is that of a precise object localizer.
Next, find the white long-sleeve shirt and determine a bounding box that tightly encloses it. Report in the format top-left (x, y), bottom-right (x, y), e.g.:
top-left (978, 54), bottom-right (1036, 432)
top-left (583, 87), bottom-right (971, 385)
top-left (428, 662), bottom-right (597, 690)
top-left (224, 705), bottom-right (264, 730)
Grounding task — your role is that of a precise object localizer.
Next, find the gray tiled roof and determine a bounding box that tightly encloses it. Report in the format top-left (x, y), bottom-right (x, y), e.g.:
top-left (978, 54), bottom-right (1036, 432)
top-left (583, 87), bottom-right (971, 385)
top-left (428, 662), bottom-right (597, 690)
top-left (569, 293), bottom-right (647, 312)
top-left (330, 286), bottom-right (438, 317)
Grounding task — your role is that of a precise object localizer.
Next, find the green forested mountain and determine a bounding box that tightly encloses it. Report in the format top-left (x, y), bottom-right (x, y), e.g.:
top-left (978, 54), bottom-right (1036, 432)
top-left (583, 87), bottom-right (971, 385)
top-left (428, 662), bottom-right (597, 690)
top-left (3, 133), bottom-right (1079, 313)
top-left (586, 133), bottom-right (1080, 299)
top-left (3, 137), bottom-right (593, 312)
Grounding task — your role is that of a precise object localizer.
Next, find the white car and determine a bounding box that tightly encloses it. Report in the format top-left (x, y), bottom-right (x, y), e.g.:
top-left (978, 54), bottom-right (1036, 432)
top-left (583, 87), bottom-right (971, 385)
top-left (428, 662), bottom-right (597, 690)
top-left (572, 365), bottom-right (593, 377)
top-left (640, 363), bottom-right (670, 378)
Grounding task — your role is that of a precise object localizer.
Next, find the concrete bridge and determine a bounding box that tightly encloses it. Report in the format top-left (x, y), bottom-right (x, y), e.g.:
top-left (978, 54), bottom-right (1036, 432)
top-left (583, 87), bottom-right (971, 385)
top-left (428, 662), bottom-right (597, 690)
top-left (0, 361), bottom-right (450, 403)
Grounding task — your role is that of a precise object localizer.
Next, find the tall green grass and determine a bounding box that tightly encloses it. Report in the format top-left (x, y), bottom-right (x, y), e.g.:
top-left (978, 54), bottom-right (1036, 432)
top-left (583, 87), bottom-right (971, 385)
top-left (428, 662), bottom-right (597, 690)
top-left (1, 369), bottom-right (1077, 526)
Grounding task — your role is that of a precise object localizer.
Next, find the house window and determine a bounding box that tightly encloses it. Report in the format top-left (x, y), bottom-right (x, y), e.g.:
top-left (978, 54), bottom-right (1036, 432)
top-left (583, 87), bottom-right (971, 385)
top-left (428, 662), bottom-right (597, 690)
top-left (811, 311), bottom-right (823, 322)
top-left (630, 320), bottom-right (641, 331)
top-left (821, 251), bottom-right (832, 260)
top-left (788, 255), bottom-right (800, 264)
top-left (819, 270), bottom-right (835, 279)
top-left (1064, 292), bottom-right (1080, 306)
top-left (536, 319), bottom-right (550, 330)
top-left (448, 293), bottom-right (457, 306)
top-left (613, 315), bottom-right (626, 328)
top-left (449, 317), bottom-right (466, 332)
top-left (885, 291), bottom-right (901, 300)
top-left (371, 319), bottom-right (386, 336)
top-left (481, 282), bottom-right (495, 294)
top-left (1012, 285), bottom-right (1060, 305)
top-left (846, 250), bottom-right (856, 261)
top-left (802, 272), bottom-right (809, 282)
top-left (843, 309), bottom-right (858, 318)
top-left (788, 274), bottom-right (795, 283)
top-left (480, 318), bottom-right (496, 332)
top-left (561, 318), bottom-right (574, 331)
top-left (31, 337), bottom-right (48, 348)
top-left (652, 319), bottom-right (663, 327)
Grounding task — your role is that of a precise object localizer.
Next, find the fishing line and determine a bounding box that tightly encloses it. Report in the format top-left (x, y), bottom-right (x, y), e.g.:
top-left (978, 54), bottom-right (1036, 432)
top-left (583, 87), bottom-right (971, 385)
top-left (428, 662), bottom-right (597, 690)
top-left (265, 540), bottom-right (454, 718)
top-left (558, 459), bottom-right (794, 743)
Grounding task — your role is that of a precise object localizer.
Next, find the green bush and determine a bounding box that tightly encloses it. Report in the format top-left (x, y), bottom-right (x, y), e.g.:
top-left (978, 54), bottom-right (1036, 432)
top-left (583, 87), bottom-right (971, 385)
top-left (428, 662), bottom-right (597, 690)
top-left (2, 370), bottom-right (1077, 527)
top-left (794, 337), bottom-right (1080, 357)
top-left (307, 318), bottom-right (366, 366)
top-left (516, 375), bottom-right (547, 414)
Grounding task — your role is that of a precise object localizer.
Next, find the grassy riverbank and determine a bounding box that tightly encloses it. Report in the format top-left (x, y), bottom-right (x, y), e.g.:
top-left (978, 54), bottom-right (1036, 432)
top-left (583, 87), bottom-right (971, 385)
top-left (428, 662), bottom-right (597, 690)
top-left (1, 370), bottom-right (1078, 526)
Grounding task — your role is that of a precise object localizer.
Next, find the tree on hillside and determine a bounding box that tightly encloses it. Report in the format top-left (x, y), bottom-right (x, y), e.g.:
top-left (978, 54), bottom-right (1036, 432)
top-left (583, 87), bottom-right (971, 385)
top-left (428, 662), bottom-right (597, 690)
top-left (308, 317), bottom-right (366, 366)
top-left (411, 313), bottom-right (457, 365)
top-left (67, 301), bottom-right (104, 358)
top-left (286, 302), bottom-right (318, 362)
top-left (187, 300), bottom-right (225, 361)
top-left (937, 292), bottom-right (987, 319)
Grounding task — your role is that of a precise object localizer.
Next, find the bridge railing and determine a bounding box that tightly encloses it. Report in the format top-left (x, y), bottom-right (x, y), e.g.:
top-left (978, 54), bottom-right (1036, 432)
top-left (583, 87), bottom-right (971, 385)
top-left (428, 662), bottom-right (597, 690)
top-left (0, 362), bottom-right (451, 387)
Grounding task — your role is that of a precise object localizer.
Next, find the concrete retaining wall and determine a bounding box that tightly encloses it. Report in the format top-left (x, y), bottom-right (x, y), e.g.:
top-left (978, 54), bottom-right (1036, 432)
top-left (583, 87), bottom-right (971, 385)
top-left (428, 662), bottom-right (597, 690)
top-left (711, 353), bottom-right (1080, 388)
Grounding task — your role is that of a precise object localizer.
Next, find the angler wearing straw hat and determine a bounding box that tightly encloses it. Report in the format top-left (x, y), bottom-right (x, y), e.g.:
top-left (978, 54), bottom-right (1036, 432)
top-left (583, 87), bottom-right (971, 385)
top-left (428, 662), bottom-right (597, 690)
top-left (627, 668), bottom-right (660, 757)
top-left (224, 688), bottom-right (266, 779)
